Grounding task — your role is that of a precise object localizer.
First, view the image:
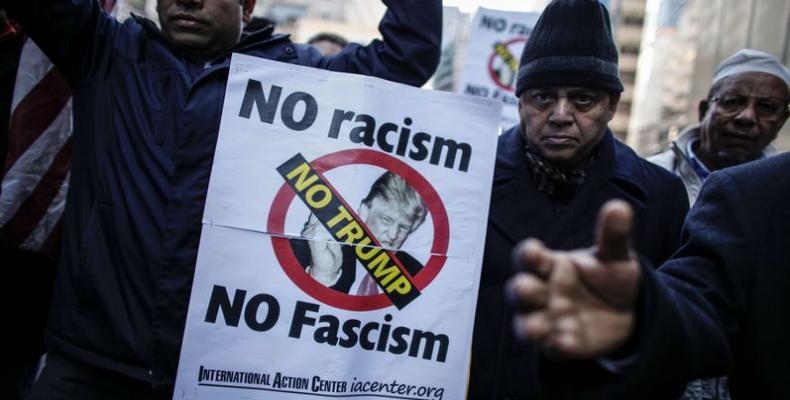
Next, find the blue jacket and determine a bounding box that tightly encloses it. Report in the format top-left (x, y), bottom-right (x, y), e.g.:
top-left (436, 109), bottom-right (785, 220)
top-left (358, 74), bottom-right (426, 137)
top-left (3, 0), bottom-right (441, 387)
top-left (469, 126), bottom-right (689, 399)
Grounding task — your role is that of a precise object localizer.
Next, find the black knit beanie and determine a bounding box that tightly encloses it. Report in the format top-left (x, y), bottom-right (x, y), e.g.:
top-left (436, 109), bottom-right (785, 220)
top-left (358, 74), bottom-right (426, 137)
top-left (515, 0), bottom-right (624, 96)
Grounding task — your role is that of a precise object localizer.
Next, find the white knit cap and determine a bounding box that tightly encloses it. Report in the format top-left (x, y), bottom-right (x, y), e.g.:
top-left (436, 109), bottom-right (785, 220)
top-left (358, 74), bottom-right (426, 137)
top-left (712, 49), bottom-right (790, 91)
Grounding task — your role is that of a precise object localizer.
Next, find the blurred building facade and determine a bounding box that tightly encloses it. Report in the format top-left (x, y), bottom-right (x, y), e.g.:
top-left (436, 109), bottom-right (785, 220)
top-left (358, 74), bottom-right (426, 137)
top-left (257, 0), bottom-right (385, 44)
top-left (609, 0), bottom-right (648, 140)
top-left (431, 7), bottom-right (472, 92)
top-left (628, 0), bottom-right (790, 155)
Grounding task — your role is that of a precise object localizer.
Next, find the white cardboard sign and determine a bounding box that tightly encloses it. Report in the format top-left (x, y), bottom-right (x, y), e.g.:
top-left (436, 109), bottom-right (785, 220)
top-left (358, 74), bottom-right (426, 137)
top-left (174, 54), bottom-right (501, 400)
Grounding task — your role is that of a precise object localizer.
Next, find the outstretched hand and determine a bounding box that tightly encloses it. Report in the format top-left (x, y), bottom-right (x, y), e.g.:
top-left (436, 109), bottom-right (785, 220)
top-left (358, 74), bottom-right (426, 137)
top-left (508, 200), bottom-right (642, 359)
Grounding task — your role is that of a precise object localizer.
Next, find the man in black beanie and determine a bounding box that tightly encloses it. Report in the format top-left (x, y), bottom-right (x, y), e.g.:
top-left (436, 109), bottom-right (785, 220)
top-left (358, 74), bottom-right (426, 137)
top-left (468, 1), bottom-right (690, 398)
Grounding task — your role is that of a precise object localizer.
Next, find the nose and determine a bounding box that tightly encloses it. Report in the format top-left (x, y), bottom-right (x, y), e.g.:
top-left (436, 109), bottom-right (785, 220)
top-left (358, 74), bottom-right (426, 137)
top-left (548, 98), bottom-right (574, 125)
top-left (733, 101), bottom-right (758, 128)
top-left (383, 224), bottom-right (399, 241)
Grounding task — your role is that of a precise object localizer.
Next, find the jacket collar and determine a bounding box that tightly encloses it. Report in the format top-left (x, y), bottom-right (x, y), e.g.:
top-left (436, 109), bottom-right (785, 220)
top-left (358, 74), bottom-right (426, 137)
top-left (494, 125), bottom-right (649, 190)
top-left (671, 124), bottom-right (779, 167)
top-left (490, 125), bottom-right (650, 246)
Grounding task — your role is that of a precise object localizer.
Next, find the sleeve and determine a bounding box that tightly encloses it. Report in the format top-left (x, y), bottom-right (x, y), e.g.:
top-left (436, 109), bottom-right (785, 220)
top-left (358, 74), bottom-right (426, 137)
top-left (659, 175), bottom-right (690, 262)
top-left (612, 171), bottom-right (749, 398)
top-left (298, 0), bottom-right (442, 87)
top-left (1, 0), bottom-right (120, 88)
top-left (539, 172), bottom-right (750, 399)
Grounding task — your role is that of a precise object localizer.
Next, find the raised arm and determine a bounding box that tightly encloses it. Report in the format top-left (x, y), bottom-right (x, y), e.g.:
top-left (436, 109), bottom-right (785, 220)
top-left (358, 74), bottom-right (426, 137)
top-left (1, 0), bottom-right (119, 87)
top-left (303, 0), bottom-right (442, 87)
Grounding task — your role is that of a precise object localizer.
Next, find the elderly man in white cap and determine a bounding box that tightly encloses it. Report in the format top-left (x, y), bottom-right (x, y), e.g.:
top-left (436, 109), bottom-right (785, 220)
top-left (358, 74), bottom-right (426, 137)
top-left (650, 49), bottom-right (790, 205)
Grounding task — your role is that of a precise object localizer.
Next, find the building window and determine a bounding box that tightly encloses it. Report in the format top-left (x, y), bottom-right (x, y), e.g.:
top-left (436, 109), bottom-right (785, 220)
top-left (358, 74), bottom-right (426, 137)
top-left (619, 101), bottom-right (633, 112)
top-left (621, 45), bottom-right (641, 55)
top-left (623, 15), bottom-right (644, 26)
top-left (620, 71), bottom-right (637, 82)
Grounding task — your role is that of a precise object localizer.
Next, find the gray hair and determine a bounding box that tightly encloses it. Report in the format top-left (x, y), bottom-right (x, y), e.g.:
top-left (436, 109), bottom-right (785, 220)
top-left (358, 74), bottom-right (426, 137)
top-left (362, 172), bottom-right (427, 230)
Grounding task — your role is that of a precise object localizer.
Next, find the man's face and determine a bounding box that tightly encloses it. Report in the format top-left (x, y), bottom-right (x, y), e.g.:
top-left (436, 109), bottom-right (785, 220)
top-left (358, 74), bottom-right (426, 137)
top-left (157, 0), bottom-right (254, 61)
top-left (360, 197), bottom-right (419, 249)
top-left (519, 87), bottom-right (619, 169)
top-left (698, 72), bottom-right (790, 169)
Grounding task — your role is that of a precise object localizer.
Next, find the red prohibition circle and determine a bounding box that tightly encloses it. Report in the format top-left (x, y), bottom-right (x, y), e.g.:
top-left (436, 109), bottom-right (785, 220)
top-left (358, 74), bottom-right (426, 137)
top-left (268, 149), bottom-right (450, 311)
top-left (487, 37), bottom-right (528, 92)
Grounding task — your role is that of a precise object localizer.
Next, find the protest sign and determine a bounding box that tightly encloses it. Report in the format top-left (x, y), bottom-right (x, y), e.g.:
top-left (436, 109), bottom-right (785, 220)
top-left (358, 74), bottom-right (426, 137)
top-left (457, 8), bottom-right (539, 127)
top-left (173, 54), bottom-right (501, 400)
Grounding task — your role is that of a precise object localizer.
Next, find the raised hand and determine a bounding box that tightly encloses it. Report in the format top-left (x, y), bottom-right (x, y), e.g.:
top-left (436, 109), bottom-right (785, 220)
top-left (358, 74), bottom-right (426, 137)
top-left (301, 213), bottom-right (343, 286)
top-left (508, 200), bottom-right (642, 359)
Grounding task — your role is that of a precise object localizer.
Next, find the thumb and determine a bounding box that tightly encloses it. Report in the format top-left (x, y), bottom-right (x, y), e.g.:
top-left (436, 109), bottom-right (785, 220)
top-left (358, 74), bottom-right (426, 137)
top-left (595, 200), bottom-right (633, 262)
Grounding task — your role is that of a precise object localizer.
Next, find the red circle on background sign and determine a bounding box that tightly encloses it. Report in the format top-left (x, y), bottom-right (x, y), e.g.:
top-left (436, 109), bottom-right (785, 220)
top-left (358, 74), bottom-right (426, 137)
top-left (487, 37), bottom-right (528, 92)
top-left (268, 149), bottom-right (450, 311)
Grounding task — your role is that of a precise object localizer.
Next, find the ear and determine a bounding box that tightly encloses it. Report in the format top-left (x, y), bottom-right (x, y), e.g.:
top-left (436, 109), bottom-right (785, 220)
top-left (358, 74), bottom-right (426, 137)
top-left (518, 93), bottom-right (531, 115)
top-left (607, 92), bottom-right (621, 121)
top-left (242, 0), bottom-right (255, 23)
top-left (698, 99), bottom-right (709, 123)
top-left (776, 107), bottom-right (790, 133)
top-left (358, 203), bottom-right (370, 221)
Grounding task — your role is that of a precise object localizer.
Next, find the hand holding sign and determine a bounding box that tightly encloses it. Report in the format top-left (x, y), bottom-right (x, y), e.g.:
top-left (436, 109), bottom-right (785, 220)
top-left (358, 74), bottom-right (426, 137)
top-left (302, 213), bottom-right (343, 286)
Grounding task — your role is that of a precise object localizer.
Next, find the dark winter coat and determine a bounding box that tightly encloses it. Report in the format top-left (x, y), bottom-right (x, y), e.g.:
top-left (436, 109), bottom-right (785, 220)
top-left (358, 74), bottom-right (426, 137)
top-left (468, 125), bottom-right (689, 399)
top-left (2, 0), bottom-right (441, 388)
top-left (585, 153), bottom-right (790, 399)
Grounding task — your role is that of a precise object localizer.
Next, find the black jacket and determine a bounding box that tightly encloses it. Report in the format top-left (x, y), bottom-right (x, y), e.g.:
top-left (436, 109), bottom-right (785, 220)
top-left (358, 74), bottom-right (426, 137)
top-left (584, 153), bottom-right (790, 399)
top-left (469, 126), bottom-right (689, 399)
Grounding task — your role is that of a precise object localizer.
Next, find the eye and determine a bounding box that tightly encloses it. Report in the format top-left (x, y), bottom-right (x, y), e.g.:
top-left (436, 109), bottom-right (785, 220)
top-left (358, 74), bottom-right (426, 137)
top-left (531, 91), bottom-right (555, 104)
top-left (717, 96), bottom-right (745, 111)
top-left (571, 94), bottom-right (596, 106)
top-left (755, 100), bottom-right (784, 116)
